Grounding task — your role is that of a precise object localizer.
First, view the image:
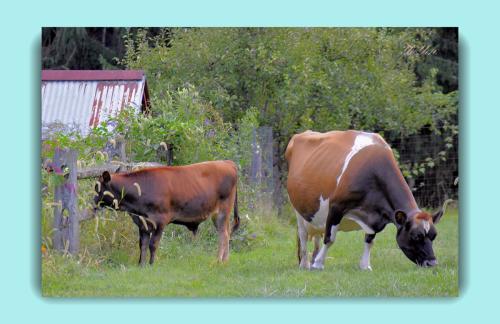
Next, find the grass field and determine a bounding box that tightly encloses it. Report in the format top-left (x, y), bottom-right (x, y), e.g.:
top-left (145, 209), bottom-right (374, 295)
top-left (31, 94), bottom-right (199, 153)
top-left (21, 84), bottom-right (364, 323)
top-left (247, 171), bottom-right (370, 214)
top-left (41, 204), bottom-right (458, 297)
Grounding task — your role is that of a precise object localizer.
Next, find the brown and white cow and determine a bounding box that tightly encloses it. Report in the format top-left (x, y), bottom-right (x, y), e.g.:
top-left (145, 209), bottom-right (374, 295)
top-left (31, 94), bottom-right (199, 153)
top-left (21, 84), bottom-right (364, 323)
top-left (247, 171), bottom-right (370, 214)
top-left (285, 130), bottom-right (450, 270)
top-left (91, 160), bottom-right (240, 266)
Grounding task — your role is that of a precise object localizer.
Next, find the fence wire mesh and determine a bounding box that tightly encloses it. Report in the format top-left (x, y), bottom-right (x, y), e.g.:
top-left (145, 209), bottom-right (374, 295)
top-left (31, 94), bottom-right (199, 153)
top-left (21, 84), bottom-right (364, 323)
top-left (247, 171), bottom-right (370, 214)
top-left (246, 127), bottom-right (458, 211)
top-left (389, 129), bottom-right (458, 209)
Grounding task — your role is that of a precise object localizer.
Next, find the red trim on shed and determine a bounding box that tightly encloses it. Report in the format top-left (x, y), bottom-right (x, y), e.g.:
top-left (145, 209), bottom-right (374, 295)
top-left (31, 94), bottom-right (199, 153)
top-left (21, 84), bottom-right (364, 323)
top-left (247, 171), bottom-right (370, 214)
top-left (42, 70), bottom-right (145, 81)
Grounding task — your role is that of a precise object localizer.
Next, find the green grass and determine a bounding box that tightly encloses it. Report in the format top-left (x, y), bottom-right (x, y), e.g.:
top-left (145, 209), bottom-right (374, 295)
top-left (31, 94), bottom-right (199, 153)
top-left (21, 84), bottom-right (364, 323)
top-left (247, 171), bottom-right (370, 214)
top-left (41, 207), bottom-right (458, 297)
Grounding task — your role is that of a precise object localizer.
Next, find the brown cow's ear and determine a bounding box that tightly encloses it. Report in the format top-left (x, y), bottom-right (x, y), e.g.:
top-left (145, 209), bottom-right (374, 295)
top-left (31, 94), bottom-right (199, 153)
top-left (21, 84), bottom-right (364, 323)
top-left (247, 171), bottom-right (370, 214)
top-left (395, 210), bottom-right (407, 226)
top-left (102, 171), bottom-right (111, 183)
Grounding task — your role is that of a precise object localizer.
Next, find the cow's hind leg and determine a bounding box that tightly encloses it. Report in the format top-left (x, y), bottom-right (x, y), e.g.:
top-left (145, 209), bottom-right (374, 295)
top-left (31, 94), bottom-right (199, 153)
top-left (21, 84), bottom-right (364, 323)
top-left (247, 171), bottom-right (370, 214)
top-left (149, 223), bottom-right (166, 265)
top-left (296, 212), bottom-right (310, 269)
top-left (311, 204), bottom-right (342, 270)
top-left (359, 233), bottom-right (375, 271)
top-left (214, 209), bottom-right (231, 262)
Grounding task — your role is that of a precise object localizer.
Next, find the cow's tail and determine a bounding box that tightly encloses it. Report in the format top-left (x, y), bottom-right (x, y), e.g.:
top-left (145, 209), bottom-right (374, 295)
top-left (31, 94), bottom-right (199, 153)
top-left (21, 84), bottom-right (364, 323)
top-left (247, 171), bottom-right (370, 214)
top-left (296, 231), bottom-right (301, 265)
top-left (231, 188), bottom-right (240, 234)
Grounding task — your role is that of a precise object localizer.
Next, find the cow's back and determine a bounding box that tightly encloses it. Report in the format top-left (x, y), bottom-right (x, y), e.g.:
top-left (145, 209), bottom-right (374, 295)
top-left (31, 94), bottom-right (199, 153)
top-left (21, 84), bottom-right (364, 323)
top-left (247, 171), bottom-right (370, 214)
top-left (286, 130), bottom-right (388, 218)
top-left (113, 160), bottom-right (237, 222)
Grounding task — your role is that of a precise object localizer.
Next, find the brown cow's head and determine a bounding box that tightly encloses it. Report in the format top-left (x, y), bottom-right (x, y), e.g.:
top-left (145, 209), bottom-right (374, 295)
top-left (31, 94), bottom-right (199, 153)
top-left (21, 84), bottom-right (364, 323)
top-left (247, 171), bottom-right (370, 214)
top-left (93, 171), bottom-right (115, 210)
top-left (394, 208), bottom-right (445, 267)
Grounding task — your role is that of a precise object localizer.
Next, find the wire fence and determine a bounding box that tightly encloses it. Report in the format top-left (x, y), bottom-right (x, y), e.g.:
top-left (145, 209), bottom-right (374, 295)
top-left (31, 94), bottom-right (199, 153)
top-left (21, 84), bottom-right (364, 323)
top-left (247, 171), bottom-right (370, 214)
top-left (246, 128), bottom-right (459, 211)
top-left (389, 130), bottom-right (459, 209)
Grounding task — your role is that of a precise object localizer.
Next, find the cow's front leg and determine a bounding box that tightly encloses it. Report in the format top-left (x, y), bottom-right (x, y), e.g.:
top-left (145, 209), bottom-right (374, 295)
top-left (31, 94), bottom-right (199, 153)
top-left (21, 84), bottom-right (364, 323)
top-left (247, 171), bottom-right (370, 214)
top-left (359, 233), bottom-right (375, 271)
top-left (311, 234), bottom-right (321, 265)
top-left (149, 224), bottom-right (165, 265)
top-left (311, 205), bottom-right (342, 270)
top-left (138, 229), bottom-right (150, 267)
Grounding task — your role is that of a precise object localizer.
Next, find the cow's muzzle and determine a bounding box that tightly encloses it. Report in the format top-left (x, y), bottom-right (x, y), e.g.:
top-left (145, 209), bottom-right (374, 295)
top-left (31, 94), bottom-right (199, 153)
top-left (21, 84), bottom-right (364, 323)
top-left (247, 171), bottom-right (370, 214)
top-left (421, 259), bottom-right (438, 267)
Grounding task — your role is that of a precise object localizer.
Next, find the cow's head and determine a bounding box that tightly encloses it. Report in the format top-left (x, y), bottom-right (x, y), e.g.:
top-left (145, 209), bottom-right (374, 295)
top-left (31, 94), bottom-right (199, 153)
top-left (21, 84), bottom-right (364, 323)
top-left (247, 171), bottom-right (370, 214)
top-left (394, 208), bottom-right (445, 267)
top-left (93, 171), bottom-right (115, 210)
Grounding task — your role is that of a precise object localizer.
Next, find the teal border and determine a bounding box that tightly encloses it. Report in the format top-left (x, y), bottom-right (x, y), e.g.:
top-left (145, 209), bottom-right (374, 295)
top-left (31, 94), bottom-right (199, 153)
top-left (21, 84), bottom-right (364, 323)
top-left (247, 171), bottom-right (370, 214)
top-left (1, 0), bottom-right (496, 323)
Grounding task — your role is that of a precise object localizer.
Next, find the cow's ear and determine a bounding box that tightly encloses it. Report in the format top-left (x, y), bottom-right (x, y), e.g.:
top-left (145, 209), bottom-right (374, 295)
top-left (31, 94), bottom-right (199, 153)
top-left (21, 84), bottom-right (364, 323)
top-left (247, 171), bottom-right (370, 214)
top-left (102, 171), bottom-right (111, 183)
top-left (432, 209), bottom-right (444, 224)
top-left (395, 210), bottom-right (407, 226)
top-left (433, 199), bottom-right (452, 224)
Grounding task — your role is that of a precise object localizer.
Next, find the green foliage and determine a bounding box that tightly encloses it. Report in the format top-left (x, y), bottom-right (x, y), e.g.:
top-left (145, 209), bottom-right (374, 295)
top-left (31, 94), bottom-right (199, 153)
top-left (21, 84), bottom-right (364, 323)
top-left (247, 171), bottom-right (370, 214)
top-left (42, 27), bottom-right (169, 70)
top-left (122, 28), bottom-right (457, 138)
top-left (107, 86), bottom-right (234, 165)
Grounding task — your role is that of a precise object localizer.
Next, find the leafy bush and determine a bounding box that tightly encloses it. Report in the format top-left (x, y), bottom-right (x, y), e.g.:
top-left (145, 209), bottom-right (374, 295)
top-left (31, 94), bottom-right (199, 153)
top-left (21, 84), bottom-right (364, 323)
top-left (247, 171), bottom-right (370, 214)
top-left (120, 28), bottom-right (458, 205)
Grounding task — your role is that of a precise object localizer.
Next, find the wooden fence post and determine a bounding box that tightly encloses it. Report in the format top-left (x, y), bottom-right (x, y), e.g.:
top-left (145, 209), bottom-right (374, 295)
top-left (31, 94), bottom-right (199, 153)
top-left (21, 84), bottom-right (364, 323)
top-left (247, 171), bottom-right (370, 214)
top-left (157, 142), bottom-right (174, 166)
top-left (166, 144), bottom-right (174, 166)
top-left (249, 128), bottom-right (262, 185)
top-left (248, 127), bottom-right (274, 210)
top-left (52, 148), bottom-right (79, 254)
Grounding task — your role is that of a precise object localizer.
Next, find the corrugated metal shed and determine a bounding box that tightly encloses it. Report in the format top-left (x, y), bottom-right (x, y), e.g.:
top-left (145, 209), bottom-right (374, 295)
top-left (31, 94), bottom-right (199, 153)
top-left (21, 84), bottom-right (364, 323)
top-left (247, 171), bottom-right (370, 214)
top-left (41, 70), bottom-right (150, 139)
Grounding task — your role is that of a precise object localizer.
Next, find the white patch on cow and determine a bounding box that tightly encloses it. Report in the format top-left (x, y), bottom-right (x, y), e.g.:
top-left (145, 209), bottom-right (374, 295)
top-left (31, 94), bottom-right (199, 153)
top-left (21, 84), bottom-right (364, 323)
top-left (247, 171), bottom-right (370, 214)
top-left (359, 241), bottom-right (373, 271)
top-left (422, 220), bottom-right (430, 233)
top-left (345, 214), bottom-right (375, 234)
top-left (310, 195), bottom-right (330, 228)
top-left (337, 133), bottom-right (375, 185)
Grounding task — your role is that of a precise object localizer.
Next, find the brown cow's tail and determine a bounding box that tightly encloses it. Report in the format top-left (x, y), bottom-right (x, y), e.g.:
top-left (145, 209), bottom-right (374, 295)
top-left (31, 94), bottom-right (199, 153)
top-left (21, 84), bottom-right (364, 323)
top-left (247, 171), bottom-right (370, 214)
top-left (231, 188), bottom-right (240, 234)
top-left (296, 231), bottom-right (301, 265)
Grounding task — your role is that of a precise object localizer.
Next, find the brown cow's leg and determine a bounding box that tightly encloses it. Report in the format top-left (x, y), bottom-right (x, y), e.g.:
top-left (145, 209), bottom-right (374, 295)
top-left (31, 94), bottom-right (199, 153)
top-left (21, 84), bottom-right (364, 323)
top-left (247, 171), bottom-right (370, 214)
top-left (214, 209), bottom-right (230, 262)
top-left (221, 232), bottom-right (230, 261)
top-left (296, 212), bottom-right (310, 269)
top-left (149, 224), bottom-right (165, 265)
top-left (138, 229), bottom-right (150, 267)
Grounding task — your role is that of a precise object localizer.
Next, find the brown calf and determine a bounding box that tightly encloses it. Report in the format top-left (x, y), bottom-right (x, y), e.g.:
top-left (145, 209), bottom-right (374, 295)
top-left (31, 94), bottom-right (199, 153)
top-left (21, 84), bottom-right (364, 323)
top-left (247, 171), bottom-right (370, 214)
top-left (92, 160), bottom-right (240, 266)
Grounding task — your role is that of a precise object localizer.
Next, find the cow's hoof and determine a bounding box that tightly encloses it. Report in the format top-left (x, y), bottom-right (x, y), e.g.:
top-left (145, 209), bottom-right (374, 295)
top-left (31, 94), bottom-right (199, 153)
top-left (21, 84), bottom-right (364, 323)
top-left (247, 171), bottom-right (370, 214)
top-left (310, 263), bottom-right (324, 271)
top-left (299, 261), bottom-right (310, 270)
top-left (360, 264), bottom-right (372, 271)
